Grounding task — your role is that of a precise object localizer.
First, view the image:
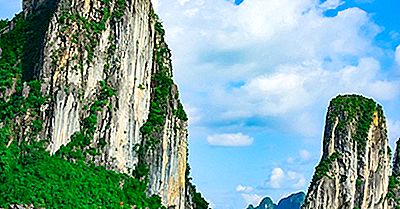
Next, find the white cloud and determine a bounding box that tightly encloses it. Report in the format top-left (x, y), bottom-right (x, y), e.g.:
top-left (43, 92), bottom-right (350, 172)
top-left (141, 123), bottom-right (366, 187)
top-left (294, 176), bottom-right (307, 189)
top-left (155, 0), bottom-right (398, 138)
top-left (320, 0), bottom-right (344, 10)
top-left (267, 168), bottom-right (307, 190)
top-left (216, 58), bottom-right (398, 135)
top-left (396, 45), bottom-right (400, 65)
top-left (207, 133), bottom-right (253, 147)
top-left (241, 194), bottom-right (263, 206)
top-left (292, 112), bottom-right (321, 137)
top-left (287, 149), bottom-right (315, 165)
top-left (299, 150), bottom-right (311, 161)
top-left (388, 119), bottom-right (400, 144)
top-left (269, 168), bottom-right (285, 189)
top-left (287, 171), bottom-right (298, 180)
top-left (287, 171), bottom-right (307, 189)
top-left (185, 104), bottom-right (201, 125)
top-left (152, 0), bottom-right (159, 11)
top-left (177, 0), bottom-right (190, 6)
top-left (236, 185), bottom-right (254, 193)
top-left (154, 1), bottom-right (400, 208)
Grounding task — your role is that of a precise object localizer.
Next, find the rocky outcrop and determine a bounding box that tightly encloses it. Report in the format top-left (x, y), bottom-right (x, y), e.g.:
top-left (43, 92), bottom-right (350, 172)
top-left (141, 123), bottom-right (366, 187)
top-left (302, 95), bottom-right (390, 209)
top-left (15, 0), bottom-right (192, 208)
top-left (22, 0), bottom-right (50, 16)
top-left (392, 139), bottom-right (400, 176)
top-left (388, 139), bottom-right (400, 208)
top-left (247, 192), bottom-right (305, 209)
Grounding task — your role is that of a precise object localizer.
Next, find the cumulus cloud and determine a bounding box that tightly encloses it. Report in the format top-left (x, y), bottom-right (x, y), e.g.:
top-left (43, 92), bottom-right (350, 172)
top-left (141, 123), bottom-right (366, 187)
top-left (225, 58), bottom-right (397, 118)
top-left (287, 171), bottom-right (307, 189)
top-left (236, 185), bottom-right (254, 193)
top-left (294, 177), bottom-right (307, 189)
top-left (269, 168), bottom-right (285, 189)
top-left (266, 168), bottom-right (307, 190)
top-left (185, 104), bottom-right (202, 125)
top-left (153, 0), bottom-right (400, 208)
top-left (396, 45), bottom-right (400, 65)
top-left (320, 0), bottom-right (345, 10)
top-left (241, 194), bottom-right (263, 206)
top-left (207, 133), bottom-right (253, 147)
top-left (287, 149), bottom-right (315, 165)
top-left (236, 184), bottom-right (262, 206)
top-left (388, 119), bottom-right (400, 144)
top-left (153, 0), bottom-right (398, 138)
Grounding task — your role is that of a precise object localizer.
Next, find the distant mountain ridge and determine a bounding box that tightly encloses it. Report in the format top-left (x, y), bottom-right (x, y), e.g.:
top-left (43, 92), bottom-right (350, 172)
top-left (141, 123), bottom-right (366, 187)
top-left (247, 192), bottom-right (305, 209)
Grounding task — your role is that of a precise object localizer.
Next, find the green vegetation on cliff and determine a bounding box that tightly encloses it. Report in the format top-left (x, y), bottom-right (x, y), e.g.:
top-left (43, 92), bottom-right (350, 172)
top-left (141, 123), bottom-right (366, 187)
top-left (0, 7), bottom-right (164, 209)
top-left (313, 152), bottom-right (340, 181)
top-left (137, 13), bottom-right (189, 171)
top-left (309, 95), bottom-right (384, 189)
top-left (0, 145), bottom-right (164, 208)
top-left (388, 140), bottom-right (400, 208)
top-left (328, 95), bottom-right (382, 154)
top-left (0, 2), bottom-right (206, 209)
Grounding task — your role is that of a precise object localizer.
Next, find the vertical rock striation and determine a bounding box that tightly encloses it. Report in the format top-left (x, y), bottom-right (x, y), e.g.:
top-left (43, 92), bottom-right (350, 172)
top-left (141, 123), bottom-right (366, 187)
top-left (392, 140), bottom-right (400, 176)
top-left (15, 0), bottom-right (193, 208)
top-left (302, 95), bottom-right (390, 209)
top-left (388, 139), bottom-right (400, 208)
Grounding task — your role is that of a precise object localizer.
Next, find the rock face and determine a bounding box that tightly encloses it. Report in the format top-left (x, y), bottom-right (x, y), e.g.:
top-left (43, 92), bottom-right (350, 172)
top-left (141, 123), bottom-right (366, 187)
top-left (302, 95), bottom-right (390, 209)
top-left (18, 0), bottom-right (191, 208)
top-left (392, 139), bottom-right (400, 176)
top-left (247, 192), bottom-right (305, 209)
top-left (22, 0), bottom-right (49, 16)
top-left (388, 139), bottom-right (400, 208)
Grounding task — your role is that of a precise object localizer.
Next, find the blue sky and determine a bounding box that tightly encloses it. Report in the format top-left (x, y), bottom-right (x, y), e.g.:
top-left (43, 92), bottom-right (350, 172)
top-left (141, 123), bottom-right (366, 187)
top-left (153, 0), bottom-right (400, 208)
top-left (2, 0), bottom-right (400, 209)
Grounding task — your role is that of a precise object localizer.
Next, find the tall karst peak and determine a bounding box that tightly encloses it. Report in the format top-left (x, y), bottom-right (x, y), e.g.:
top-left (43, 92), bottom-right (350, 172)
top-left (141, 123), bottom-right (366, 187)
top-left (0, 0), bottom-right (207, 208)
top-left (302, 95), bottom-right (390, 209)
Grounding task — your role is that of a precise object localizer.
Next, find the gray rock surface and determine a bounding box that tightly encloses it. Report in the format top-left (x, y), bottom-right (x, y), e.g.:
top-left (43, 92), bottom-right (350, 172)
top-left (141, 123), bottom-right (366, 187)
top-left (388, 139), bottom-right (400, 208)
top-left (20, 0), bottom-right (191, 208)
top-left (302, 95), bottom-right (390, 209)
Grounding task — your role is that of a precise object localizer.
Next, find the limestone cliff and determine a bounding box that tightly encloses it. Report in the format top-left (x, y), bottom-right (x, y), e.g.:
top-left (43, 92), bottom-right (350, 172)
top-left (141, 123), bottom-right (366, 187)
top-left (0, 0), bottom-right (199, 208)
top-left (388, 139), bottom-right (400, 208)
top-left (302, 95), bottom-right (391, 209)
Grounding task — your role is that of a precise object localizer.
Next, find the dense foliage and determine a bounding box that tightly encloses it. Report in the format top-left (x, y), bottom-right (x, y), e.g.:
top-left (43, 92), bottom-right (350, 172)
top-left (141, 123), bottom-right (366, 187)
top-left (328, 95), bottom-right (382, 154)
top-left (313, 152), bottom-right (340, 181)
top-left (388, 176), bottom-right (400, 199)
top-left (0, 19), bottom-right (8, 31)
top-left (0, 144), bottom-right (164, 208)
